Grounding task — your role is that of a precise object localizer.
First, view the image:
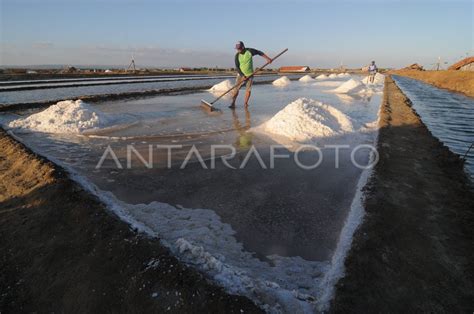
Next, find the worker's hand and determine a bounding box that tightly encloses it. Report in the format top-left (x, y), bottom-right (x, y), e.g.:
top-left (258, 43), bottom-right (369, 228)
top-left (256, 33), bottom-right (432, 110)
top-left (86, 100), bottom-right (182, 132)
top-left (262, 54), bottom-right (272, 64)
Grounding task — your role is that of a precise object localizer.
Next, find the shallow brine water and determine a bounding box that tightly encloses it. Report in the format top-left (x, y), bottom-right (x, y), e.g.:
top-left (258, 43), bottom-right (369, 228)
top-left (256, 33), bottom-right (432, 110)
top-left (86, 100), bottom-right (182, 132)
top-left (0, 74), bottom-right (299, 105)
top-left (393, 75), bottom-right (474, 180)
top-left (1, 75), bottom-right (382, 312)
top-left (0, 74), bottom-right (233, 87)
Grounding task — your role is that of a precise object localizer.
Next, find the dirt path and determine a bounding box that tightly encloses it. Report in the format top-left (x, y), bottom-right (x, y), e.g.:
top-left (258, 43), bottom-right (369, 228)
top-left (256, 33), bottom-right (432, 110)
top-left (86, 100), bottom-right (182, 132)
top-left (0, 129), bottom-right (262, 313)
top-left (331, 76), bottom-right (474, 312)
top-left (392, 70), bottom-right (474, 97)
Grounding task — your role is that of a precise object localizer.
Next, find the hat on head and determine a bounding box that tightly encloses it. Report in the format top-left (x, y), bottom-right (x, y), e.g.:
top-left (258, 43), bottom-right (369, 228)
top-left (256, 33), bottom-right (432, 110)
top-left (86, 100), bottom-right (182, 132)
top-left (235, 41), bottom-right (245, 50)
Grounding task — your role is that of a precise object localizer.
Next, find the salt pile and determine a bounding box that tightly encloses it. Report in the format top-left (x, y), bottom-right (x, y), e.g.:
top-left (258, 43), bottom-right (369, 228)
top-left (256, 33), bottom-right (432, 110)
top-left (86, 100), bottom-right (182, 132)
top-left (313, 81), bottom-right (343, 87)
top-left (331, 79), bottom-right (367, 94)
top-left (259, 98), bottom-right (353, 142)
top-left (315, 74), bottom-right (328, 80)
top-left (8, 100), bottom-right (115, 134)
top-left (362, 73), bottom-right (385, 85)
top-left (209, 79), bottom-right (234, 92)
top-left (299, 74), bottom-right (314, 82)
top-left (334, 93), bottom-right (358, 104)
top-left (272, 76), bottom-right (291, 87)
top-left (337, 73), bottom-right (350, 78)
top-left (328, 73), bottom-right (338, 79)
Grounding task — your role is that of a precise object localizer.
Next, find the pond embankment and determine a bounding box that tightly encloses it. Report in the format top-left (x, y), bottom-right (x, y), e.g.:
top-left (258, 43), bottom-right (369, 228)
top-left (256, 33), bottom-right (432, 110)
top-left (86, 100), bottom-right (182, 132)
top-left (331, 76), bottom-right (474, 313)
top-left (392, 70), bottom-right (474, 97)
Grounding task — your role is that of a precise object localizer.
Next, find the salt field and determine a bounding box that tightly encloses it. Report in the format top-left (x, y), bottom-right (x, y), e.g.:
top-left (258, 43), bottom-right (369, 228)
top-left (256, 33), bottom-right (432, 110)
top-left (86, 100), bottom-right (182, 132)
top-left (1, 75), bottom-right (383, 311)
top-left (2, 1), bottom-right (473, 312)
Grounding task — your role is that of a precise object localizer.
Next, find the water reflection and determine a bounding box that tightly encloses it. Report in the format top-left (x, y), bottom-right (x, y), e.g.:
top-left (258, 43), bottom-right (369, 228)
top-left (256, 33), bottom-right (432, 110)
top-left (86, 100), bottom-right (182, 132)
top-left (231, 108), bottom-right (253, 149)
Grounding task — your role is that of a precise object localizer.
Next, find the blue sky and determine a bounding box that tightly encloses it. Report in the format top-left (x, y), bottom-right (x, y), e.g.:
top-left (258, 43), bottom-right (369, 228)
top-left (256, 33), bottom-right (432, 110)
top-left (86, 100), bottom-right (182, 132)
top-left (1, 0), bottom-right (473, 69)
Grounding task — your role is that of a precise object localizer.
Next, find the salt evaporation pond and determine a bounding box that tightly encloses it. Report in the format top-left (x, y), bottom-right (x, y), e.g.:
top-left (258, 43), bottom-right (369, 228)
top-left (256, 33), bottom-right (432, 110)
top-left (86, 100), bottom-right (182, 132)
top-left (0, 74), bottom-right (302, 105)
top-left (0, 74), bottom-right (233, 87)
top-left (1, 76), bottom-right (382, 312)
top-left (393, 75), bottom-right (474, 180)
top-left (0, 75), bottom-right (238, 90)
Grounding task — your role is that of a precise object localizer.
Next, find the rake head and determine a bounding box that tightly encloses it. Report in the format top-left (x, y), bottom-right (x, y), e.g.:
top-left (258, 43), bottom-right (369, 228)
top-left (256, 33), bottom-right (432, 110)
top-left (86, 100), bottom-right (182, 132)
top-left (200, 99), bottom-right (221, 113)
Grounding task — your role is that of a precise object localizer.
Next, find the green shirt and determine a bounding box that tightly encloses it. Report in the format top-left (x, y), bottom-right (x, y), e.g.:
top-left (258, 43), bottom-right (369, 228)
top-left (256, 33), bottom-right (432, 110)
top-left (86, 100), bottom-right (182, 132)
top-left (235, 48), bottom-right (263, 77)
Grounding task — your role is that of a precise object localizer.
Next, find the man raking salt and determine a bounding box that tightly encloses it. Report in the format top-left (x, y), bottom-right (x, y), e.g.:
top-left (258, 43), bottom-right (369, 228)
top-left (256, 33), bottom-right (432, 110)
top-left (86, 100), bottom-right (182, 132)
top-left (200, 46), bottom-right (287, 112)
top-left (230, 41), bottom-right (273, 109)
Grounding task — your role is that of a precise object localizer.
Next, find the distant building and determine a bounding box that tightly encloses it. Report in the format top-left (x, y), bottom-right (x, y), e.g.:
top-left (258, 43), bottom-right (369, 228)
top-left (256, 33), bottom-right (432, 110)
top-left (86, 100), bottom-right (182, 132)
top-left (179, 67), bottom-right (192, 72)
top-left (448, 56), bottom-right (474, 71)
top-left (279, 66), bottom-right (310, 73)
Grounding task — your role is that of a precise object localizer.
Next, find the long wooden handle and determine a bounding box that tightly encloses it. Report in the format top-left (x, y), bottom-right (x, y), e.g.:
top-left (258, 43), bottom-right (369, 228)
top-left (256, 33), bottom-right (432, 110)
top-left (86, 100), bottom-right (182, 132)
top-left (253, 48), bottom-right (289, 74)
top-left (211, 48), bottom-right (288, 104)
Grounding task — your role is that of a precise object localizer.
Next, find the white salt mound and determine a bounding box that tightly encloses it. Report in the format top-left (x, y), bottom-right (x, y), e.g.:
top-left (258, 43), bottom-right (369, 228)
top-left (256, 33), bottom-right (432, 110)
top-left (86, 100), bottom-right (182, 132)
top-left (8, 100), bottom-right (112, 134)
top-left (260, 98), bottom-right (353, 142)
top-left (299, 74), bottom-right (314, 82)
top-left (272, 76), bottom-right (291, 87)
top-left (328, 73), bottom-right (338, 79)
top-left (315, 74), bottom-right (328, 80)
top-left (362, 73), bottom-right (385, 85)
top-left (313, 81), bottom-right (343, 87)
top-left (337, 73), bottom-right (350, 78)
top-left (331, 78), bottom-right (366, 94)
top-left (209, 79), bottom-right (233, 92)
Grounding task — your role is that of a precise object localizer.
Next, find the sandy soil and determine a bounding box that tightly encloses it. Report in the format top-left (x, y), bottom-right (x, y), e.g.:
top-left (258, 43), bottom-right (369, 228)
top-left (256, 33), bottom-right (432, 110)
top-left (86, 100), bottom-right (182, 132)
top-left (331, 76), bottom-right (474, 312)
top-left (391, 70), bottom-right (474, 97)
top-left (0, 129), bottom-right (262, 313)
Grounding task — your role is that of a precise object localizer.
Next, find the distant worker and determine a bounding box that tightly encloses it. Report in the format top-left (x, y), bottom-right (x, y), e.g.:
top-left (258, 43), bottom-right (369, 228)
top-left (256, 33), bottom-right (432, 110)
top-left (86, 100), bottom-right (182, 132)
top-left (230, 41), bottom-right (272, 108)
top-left (368, 61), bottom-right (378, 83)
